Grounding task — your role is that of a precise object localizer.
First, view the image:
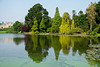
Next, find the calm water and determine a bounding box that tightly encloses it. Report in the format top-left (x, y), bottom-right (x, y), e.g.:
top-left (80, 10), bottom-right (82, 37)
top-left (0, 34), bottom-right (100, 67)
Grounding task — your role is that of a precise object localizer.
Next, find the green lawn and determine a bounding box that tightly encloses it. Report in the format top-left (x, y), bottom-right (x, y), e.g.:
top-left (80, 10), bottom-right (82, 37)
top-left (0, 31), bottom-right (6, 33)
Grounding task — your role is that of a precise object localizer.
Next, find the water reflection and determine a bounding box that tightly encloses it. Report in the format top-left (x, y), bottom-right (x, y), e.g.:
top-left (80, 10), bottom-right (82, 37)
top-left (13, 35), bottom-right (100, 66)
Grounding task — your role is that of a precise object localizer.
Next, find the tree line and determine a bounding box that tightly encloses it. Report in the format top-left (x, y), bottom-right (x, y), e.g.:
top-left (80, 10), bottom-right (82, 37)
top-left (5, 1), bottom-right (100, 35)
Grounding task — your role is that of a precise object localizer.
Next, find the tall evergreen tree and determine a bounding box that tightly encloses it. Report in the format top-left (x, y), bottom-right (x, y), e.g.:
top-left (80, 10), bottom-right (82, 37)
top-left (51, 7), bottom-right (61, 33)
top-left (86, 2), bottom-right (97, 31)
top-left (40, 18), bottom-right (46, 32)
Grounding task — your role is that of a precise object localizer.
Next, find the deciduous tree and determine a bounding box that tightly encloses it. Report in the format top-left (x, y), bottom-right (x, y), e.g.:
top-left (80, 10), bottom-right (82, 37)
top-left (86, 2), bottom-right (97, 31)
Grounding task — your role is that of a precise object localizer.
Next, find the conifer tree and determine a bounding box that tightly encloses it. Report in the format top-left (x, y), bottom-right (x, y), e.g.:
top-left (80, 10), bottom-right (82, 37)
top-left (40, 18), bottom-right (46, 32)
top-left (52, 7), bottom-right (61, 33)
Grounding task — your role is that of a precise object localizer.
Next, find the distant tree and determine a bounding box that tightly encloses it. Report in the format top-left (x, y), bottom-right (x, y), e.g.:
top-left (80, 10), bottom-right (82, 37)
top-left (13, 21), bottom-right (23, 32)
top-left (25, 3), bottom-right (49, 31)
top-left (95, 1), bottom-right (100, 24)
top-left (78, 14), bottom-right (89, 31)
top-left (59, 12), bottom-right (70, 34)
top-left (78, 10), bottom-right (83, 15)
top-left (20, 25), bottom-right (29, 32)
top-left (51, 7), bottom-right (62, 33)
top-left (39, 18), bottom-right (46, 32)
top-left (72, 10), bottom-right (76, 19)
top-left (31, 17), bottom-right (38, 33)
top-left (86, 2), bottom-right (97, 31)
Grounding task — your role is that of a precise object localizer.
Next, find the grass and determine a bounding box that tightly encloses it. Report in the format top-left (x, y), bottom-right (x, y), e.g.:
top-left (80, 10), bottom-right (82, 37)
top-left (97, 34), bottom-right (100, 35)
top-left (0, 31), bottom-right (6, 33)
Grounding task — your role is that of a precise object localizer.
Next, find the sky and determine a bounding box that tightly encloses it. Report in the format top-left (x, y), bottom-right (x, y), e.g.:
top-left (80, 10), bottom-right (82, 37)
top-left (0, 0), bottom-right (99, 23)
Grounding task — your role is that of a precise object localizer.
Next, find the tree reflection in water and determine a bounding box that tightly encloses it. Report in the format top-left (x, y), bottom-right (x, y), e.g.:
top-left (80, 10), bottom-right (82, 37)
top-left (13, 35), bottom-right (100, 66)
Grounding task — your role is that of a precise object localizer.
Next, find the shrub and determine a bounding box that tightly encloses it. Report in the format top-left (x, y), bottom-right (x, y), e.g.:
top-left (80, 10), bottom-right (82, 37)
top-left (90, 31), bottom-right (97, 35)
top-left (31, 31), bottom-right (39, 34)
top-left (20, 25), bottom-right (29, 32)
top-left (71, 27), bottom-right (83, 33)
top-left (86, 30), bottom-right (92, 35)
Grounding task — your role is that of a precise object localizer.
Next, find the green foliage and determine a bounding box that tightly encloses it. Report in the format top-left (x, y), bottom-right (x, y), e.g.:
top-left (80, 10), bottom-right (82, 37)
top-left (78, 10), bottom-right (83, 15)
top-left (39, 18), bottom-right (46, 32)
top-left (13, 21), bottom-right (23, 32)
top-left (90, 31), bottom-right (97, 35)
top-left (94, 25), bottom-right (100, 33)
top-left (95, 1), bottom-right (100, 24)
top-left (46, 27), bottom-right (51, 33)
top-left (86, 2), bottom-right (97, 31)
top-left (71, 27), bottom-right (83, 33)
top-left (78, 14), bottom-right (89, 32)
top-left (59, 12), bottom-right (70, 34)
top-left (31, 17), bottom-right (39, 34)
top-left (25, 3), bottom-right (50, 31)
top-left (71, 19), bottom-right (75, 30)
top-left (51, 7), bottom-right (62, 33)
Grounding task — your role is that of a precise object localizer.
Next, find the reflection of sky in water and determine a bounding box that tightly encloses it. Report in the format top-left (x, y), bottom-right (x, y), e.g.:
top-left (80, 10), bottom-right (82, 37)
top-left (0, 34), bottom-right (100, 67)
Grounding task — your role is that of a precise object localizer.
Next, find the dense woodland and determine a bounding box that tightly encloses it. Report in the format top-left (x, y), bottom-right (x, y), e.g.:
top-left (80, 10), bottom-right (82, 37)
top-left (0, 1), bottom-right (100, 35)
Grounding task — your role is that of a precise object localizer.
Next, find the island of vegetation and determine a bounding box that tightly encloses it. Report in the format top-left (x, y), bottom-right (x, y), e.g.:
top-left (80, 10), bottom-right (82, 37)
top-left (0, 1), bottom-right (100, 36)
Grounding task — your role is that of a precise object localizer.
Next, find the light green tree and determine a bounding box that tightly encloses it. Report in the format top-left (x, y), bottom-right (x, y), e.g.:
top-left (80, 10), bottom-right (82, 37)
top-left (31, 17), bottom-right (38, 33)
top-left (59, 12), bottom-right (70, 34)
top-left (39, 18), bottom-right (46, 32)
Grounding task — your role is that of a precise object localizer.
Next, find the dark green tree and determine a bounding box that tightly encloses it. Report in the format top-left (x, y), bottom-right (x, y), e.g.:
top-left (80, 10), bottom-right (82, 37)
top-left (39, 18), bottom-right (46, 32)
top-left (95, 1), bottom-right (100, 24)
top-left (13, 21), bottom-right (23, 32)
top-left (51, 7), bottom-right (62, 33)
top-left (72, 10), bottom-right (76, 19)
top-left (25, 3), bottom-right (49, 31)
top-left (78, 14), bottom-right (89, 31)
top-left (78, 10), bottom-right (83, 15)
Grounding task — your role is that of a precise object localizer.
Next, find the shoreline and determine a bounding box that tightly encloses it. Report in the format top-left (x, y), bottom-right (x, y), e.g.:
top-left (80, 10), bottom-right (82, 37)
top-left (1, 32), bottom-right (100, 37)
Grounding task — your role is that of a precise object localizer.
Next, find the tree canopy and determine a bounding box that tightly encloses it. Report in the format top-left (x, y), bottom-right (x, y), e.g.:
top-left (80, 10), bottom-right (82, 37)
top-left (25, 3), bottom-right (50, 31)
top-left (13, 21), bottom-right (23, 32)
top-left (86, 2), bottom-right (97, 31)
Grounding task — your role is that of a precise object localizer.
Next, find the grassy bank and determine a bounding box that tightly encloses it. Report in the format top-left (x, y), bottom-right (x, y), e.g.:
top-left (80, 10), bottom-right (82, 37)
top-left (0, 31), bottom-right (6, 33)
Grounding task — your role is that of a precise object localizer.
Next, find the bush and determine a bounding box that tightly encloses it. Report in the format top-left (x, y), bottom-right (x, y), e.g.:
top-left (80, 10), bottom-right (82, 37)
top-left (86, 30), bottom-right (92, 35)
top-left (90, 31), bottom-right (97, 35)
top-left (20, 25), bottom-right (29, 32)
top-left (31, 31), bottom-right (39, 34)
top-left (71, 27), bottom-right (83, 33)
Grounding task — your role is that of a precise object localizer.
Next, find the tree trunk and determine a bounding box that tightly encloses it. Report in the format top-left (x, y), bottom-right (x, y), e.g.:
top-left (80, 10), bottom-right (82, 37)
top-left (90, 23), bottom-right (92, 31)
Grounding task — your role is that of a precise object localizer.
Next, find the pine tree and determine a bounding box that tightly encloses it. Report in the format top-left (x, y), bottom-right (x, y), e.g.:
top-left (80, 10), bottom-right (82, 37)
top-left (39, 18), bottom-right (46, 32)
top-left (52, 7), bottom-right (61, 33)
top-left (31, 17), bottom-right (38, 33)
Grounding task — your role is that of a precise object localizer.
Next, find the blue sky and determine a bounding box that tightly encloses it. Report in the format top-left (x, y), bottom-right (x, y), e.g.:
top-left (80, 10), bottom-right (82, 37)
top-left (0, 0), bottom-right (99, 23)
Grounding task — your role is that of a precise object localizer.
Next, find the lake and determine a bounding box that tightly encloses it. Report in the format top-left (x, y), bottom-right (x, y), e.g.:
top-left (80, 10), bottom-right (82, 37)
top-left (0, 34), bottom-right (100, 67)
